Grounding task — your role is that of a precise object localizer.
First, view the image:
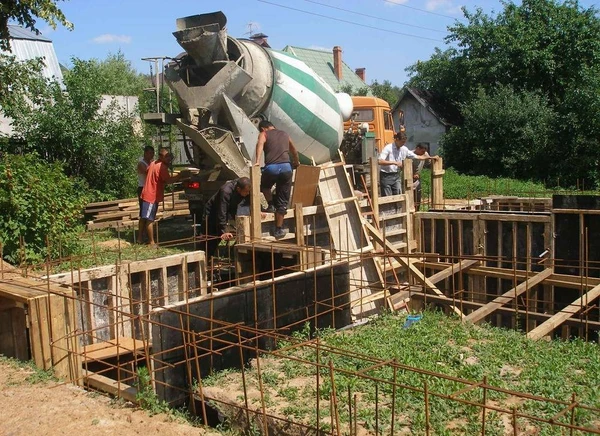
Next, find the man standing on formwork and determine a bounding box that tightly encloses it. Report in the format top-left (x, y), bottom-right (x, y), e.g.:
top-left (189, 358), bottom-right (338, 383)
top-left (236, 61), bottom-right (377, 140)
top-left (378, 132), bottom-right (431, 197)
top-left (254, 120), bottom-right (300, 239)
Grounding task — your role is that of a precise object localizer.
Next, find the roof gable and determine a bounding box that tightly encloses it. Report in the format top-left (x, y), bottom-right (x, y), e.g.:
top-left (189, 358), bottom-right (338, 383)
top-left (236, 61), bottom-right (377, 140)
top-left (394, 87), bottom-right (461, 126)
top-left (282, 45), bottom-right (371, 95)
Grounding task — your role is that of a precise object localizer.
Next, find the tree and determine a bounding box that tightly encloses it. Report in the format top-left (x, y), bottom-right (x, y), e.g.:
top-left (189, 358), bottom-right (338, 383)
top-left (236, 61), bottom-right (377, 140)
top-left (2, 55), bottom-right (145, 199)
top-left (0, 0), bottom-right (72, 51)
top-left (0, 55), bottom-right (47, 112)
top-left (0, 153), bottom-right (88, 264)
top-left (407, 0), bottom-right (600, 187)
top-left (370, 80), bottom-right (402, 107)
top-left (442, 86), bottom-right (556, 180)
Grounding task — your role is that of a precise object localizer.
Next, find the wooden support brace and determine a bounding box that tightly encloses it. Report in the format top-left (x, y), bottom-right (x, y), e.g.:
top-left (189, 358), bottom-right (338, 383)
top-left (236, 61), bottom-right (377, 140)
top-left (365, 222), bottom-right (464, 318)
top-left (465, 268), bottom-right (553, 324)
top-left (427, 258), bottom-right (480, 285)
top-left (527, 283), bottom-right (600, 340)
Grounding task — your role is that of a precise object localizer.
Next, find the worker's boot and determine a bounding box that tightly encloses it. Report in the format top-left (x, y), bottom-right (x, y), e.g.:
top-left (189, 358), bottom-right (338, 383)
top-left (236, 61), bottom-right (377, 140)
top-left (273, 227), bottom-right (288, 239)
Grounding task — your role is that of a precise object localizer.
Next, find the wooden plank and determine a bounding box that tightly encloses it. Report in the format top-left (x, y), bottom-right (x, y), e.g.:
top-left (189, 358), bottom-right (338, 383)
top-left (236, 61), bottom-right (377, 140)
top-left (82, 337), bottom-right (148, 362)
top-left (370, 158), bottom-right (379, 225)
top-left (527, 283), bottom-right (600, 340)
top-left (83, 369), bottom-right (137, 403)
top-left (29, 296), bottom-right (52, 370)
top-left (291, 165), bottom-right (321, 207)
top-left (250, 165), bottom-right (262, 240)
top-left (318, 157), bottom-right (381, 318)
top-left (294, 203), bottom-right (304, 247)
top-left (365, 222), bottom-right (464, 317)
top-left (465, 268), bottom-right (552, 324)
top-left (428, 258), bottom-right (480, 285)
top-left (431, 158), bottom-right (444, 209)
top-left (48, 294), bottom-right (80, 382)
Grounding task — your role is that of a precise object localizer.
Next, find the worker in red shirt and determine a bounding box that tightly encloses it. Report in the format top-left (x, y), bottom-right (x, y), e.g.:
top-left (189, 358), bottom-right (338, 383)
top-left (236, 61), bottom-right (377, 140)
top-left (140, 148), bottom-right (183, 246)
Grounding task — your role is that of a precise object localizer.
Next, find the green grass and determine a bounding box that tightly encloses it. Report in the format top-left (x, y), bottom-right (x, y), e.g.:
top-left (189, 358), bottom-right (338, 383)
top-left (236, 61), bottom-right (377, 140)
top-left (420, 168), bottom-right (553, 200)
top-left (203, 311), bottom-right (600, 435)
top-left (29, 228), bottom-right (188, 274)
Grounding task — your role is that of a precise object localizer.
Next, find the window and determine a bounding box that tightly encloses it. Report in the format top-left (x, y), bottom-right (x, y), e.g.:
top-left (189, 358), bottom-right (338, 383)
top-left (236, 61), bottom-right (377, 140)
top-left (354, 109), bottom-right (374, 122)
top-left (384, 110), bottom-right (393, 130)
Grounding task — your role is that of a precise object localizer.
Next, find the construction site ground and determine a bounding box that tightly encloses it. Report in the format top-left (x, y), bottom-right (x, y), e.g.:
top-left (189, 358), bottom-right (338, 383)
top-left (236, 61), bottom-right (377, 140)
top-left (0, 358), bottom-right (221, 436)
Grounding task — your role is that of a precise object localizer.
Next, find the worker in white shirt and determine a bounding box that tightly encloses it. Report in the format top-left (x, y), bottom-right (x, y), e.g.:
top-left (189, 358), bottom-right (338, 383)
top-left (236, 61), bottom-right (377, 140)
top-left (378, 132), bottom-right (431, 196)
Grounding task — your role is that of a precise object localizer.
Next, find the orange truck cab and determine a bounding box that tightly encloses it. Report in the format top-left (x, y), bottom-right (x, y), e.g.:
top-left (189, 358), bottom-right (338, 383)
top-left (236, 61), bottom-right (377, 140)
top-left (345, 96), bottom-right (396, 156)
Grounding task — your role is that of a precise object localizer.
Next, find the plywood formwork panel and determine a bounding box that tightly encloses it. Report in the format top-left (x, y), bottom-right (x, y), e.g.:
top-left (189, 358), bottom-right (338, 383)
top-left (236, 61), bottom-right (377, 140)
top-left (318, 161), bottom-right (382, 318)
top-left (0, 278), bottom-right (80, 382)
top-left (47, 252), bottom-right (207, 344)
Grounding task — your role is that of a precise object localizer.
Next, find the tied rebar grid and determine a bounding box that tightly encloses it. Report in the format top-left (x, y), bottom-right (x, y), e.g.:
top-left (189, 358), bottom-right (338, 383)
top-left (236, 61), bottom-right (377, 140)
top-left (2, 207), bottom-right (600, 434)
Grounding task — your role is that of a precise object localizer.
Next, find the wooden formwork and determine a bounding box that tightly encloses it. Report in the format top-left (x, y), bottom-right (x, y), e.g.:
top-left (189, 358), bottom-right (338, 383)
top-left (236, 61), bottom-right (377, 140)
top-left (48, 251), bottom-right (207, 345)
top-left (0, 277), bottom-right (80, 383)
top-left (415, 201), bottom-right (600, 340)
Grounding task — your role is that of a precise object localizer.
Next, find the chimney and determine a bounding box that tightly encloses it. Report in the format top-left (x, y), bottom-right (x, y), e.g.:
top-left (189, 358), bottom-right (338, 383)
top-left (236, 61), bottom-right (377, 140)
top-left (355, 67), bottom-right (366, 82)
top-left (333, 46), bottom-right (343, 81)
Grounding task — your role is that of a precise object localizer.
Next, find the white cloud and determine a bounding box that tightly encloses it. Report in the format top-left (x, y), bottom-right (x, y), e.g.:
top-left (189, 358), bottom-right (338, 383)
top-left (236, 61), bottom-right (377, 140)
top-left (384, 0), bottom-right (409, 6)
top-left (308, 45), bottom-right (331, 52)
top-left (92, 34), bottom-right (132, 44)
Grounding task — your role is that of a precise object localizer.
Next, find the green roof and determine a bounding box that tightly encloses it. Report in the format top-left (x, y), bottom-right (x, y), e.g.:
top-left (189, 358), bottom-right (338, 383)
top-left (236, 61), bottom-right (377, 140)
top-left (282, 45), bottom-right (372, 96)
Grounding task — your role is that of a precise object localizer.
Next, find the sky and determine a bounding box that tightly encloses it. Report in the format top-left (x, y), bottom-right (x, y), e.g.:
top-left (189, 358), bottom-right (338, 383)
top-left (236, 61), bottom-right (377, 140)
top-left (38, 0), bottom-right (599, 87)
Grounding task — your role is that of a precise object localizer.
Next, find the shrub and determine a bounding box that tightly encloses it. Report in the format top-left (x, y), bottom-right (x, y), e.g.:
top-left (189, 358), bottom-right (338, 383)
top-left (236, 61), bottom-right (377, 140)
top-left (0, 153), bottom-right (88, 264)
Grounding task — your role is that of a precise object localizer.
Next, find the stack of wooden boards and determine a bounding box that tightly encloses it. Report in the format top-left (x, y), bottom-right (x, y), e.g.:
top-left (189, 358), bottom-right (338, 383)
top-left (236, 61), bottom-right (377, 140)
top-left (85, 191), bottom-right (189, 230)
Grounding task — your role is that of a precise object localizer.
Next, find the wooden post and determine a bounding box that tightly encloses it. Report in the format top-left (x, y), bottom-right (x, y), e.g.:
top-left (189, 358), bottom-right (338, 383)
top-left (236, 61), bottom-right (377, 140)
top-left (431, 157), bottom-right (445, 209)
top-left (294, 203), bottom-right (304, 247)
top-left (403, 158), bottom-right (415, 252)
top-left (236, 216), bottom-right (251, 244)
top-left (250, 165), bottom-right (262, 240)
top-left (369, 157), bottom-right (380, 226)
top-left (403, 158), bottom-right (415, 212)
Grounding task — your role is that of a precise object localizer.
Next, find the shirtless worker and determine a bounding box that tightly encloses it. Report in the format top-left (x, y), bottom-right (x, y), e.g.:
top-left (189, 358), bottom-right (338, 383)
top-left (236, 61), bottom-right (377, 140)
top-left (254, 120), bottom-right (300, 239)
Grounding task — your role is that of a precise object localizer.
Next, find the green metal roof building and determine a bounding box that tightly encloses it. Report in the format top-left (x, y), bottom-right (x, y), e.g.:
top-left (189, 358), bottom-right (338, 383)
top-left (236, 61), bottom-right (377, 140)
top-left (281, 45), bottom-right (372, 96)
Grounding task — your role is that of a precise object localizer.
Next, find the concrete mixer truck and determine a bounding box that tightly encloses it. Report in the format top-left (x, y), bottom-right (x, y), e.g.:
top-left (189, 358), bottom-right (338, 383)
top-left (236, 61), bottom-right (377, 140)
top-left (148, 11), bottom-right (380, 218)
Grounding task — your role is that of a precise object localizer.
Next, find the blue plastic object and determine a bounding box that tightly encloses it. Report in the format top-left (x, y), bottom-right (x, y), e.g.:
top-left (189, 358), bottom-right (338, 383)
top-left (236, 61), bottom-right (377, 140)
top-left (403, 314), bottom-right (423, 329)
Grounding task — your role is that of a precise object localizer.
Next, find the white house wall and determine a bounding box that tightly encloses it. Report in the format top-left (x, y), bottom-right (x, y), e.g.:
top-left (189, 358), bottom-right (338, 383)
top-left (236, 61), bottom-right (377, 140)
top-left (394, 94), bottom-right (446, 155)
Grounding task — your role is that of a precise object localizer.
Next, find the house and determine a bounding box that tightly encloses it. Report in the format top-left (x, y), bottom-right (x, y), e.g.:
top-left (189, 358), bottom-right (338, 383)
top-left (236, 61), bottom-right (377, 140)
top-left (1, 25), bottom-right (64, 136)
top-left (391, 87), bottom-right (460, 155)
top-left (281, 45), bottom-right (371, 95)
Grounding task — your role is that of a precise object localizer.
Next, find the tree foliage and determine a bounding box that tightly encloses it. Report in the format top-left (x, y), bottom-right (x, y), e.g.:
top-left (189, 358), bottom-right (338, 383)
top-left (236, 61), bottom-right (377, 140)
top-left (0, 153), bottom-right (88, 264)
top-left (1, 55), bottom-right (145, 199)
top-left (370, 79), bottom-right (403, 107)
top-left (441, 86), bottom-right (556, 180)
top-left (407, 0), bottom-right (600, 187)
top-left (0, 0), bottom-right (72, 51)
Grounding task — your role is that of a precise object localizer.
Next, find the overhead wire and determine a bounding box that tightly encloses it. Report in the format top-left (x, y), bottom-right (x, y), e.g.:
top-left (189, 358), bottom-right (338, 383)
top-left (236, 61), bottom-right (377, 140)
top-left (382, 0), bottom-right (459, 20)
top-left (302, 0), bottom-right (448, 34)
top-left (256, 0), bottom-right (444, 43)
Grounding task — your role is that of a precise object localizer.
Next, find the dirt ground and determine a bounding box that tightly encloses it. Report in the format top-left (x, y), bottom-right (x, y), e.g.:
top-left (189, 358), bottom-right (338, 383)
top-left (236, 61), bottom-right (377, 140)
top-left (0, 360), bottom-right (222, 436)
